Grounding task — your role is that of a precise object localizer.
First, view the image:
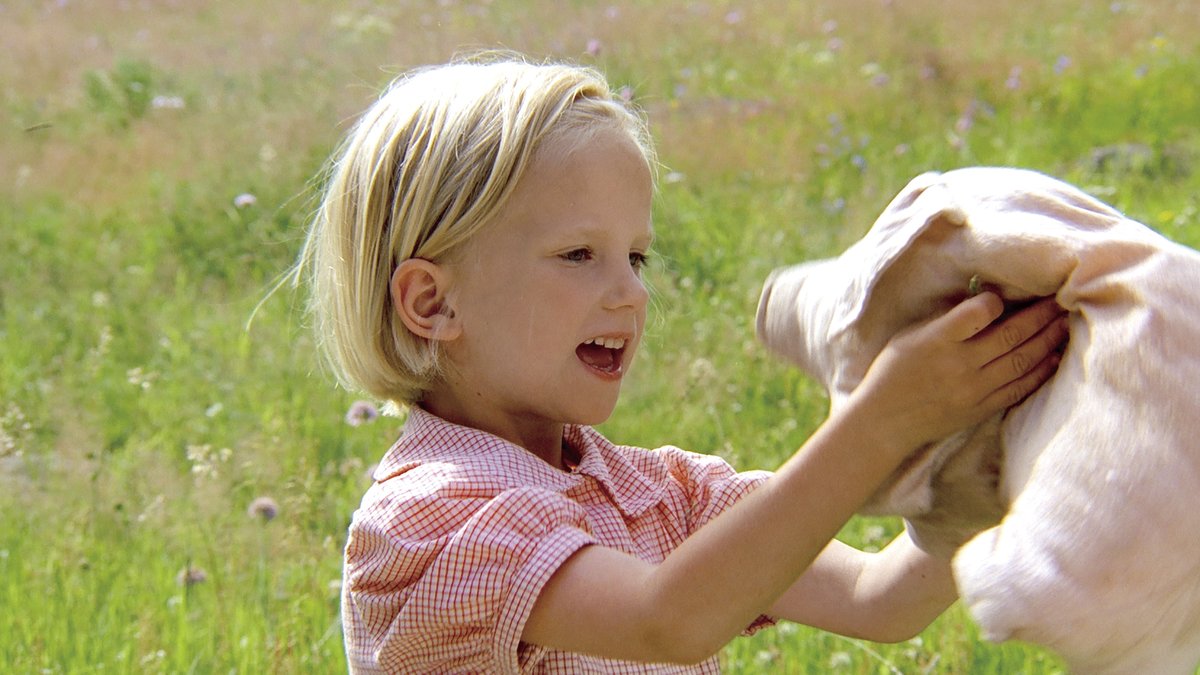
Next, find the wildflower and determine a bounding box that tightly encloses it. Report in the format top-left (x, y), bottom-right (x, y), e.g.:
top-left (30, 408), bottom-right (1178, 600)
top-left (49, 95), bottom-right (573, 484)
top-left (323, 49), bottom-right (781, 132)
top-left (688, 357), bottom-right (716, 384)
top-left (821, 19), bottom-right (838, 34)
top-left (126, 367), bottom-right (156, 390)
top-left (233, 192), bottom-right (257, 208)
top-left (176, 565), bottom-right (207, 587)
top-left (186, 444), bottom-right (231, 480)
top-left (345, 400), bottom-right (380, 427)
top-left (754, 648), bottom-right (779, 666)
top-left (140, 650), bottom-right (167, 666)
top-left (829, 651), bottom-right (853, 667)
top-left (860, 62), bottom-right (890, 87)
top-left (1054, 55), bottom-right (1072, 75)
top-left (151, 95), bottom-right (185, 110)
top-left (247, 496), bottom-right (279, 522)
top-left (136, 494), bottom-right (165, 524)
top-left (585, 38), bottom-right (602, 56)
top-left (824, 197), bottom-right (846, 214)
top-left (863, 524), bottom-right (887, 543)
top-left (724, 10), bottom-right (744, 25)
top-left (1005, 65), bottom-right (1022, 90)
top-left (955, 99), bottom-right (979, 135)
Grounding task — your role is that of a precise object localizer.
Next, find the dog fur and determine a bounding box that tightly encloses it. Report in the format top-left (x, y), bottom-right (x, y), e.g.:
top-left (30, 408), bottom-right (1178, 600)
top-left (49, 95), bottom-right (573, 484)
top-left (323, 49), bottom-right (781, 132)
top-left (756, 167), bottom-right (1200, 674)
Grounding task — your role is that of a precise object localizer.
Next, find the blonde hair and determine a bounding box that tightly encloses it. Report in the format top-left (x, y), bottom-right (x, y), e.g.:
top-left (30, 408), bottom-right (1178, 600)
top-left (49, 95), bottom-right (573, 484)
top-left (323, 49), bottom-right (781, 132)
top-left (293, 55), bottom-right (655, 406)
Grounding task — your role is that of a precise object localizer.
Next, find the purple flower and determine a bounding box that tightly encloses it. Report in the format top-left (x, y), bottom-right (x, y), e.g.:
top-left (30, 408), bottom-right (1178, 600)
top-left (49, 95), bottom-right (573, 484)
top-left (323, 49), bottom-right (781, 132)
top-left (1005, 66), bottom-right (1022, 90)
top-left (585, 38), bottom-right (602, 56)
top-left (247, 496), bottom-right (279, 522)
top-left (345, 400), bottom-right (379, 427)
top-left (176, 565), bottom-right (208, 587)
top-left (724, 10), bottom-right (744, 25)
top-left (1054, 55), bottom-right (1072, 75)
top-left (233, 193), bottom-right (257, 208)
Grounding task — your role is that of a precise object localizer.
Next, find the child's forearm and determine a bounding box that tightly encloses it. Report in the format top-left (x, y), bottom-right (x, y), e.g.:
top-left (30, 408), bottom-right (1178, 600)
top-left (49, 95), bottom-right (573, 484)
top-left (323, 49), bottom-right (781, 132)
top-left (641, 397), bottom-right (917, 659)
top-left (764, 530), bottom-right (955, 642)
top-left (853, 531), bottom-right (957, 641)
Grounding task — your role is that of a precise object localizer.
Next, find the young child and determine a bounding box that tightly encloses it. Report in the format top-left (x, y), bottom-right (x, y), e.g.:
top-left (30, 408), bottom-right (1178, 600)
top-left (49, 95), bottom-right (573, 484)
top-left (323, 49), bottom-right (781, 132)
top-left (295, 55), bottom-right (1067, 673)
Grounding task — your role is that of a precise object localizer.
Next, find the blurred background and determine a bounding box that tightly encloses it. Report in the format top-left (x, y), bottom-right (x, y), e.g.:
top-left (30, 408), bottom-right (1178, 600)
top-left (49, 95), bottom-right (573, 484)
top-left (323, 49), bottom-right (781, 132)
top-left (2, 1), bottom-right (1197, 672)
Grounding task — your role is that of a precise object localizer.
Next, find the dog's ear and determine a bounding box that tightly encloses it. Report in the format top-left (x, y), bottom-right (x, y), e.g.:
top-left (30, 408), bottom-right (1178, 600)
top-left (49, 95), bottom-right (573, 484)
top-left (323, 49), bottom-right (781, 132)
top-left (756, 259), bottom-right (842, 381)
top-left (831, 173), bottom-right (969, 336)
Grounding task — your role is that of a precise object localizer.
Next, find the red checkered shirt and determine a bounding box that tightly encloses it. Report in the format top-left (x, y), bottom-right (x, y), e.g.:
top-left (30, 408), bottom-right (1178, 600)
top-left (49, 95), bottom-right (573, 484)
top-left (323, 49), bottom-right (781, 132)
top-left (341, 406), bottom-right (774, 673)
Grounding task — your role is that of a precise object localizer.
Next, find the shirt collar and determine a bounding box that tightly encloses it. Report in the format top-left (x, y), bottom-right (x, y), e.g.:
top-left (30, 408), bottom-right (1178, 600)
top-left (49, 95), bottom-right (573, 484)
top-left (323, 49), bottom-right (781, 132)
top-left (374, 406), bottom-right (664, 517)
top-left (564, 424), bottom-right (665, 517)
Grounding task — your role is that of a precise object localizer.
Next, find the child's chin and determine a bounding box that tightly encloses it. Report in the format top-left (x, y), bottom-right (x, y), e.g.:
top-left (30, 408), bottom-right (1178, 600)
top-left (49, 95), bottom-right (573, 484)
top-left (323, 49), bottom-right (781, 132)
top-left (571, 400), bottom-right (620, 426)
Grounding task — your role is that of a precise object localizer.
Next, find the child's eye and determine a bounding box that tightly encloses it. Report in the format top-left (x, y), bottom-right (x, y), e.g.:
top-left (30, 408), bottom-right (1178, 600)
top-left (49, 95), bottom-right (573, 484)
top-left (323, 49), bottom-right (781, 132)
top-left (561, 248), bottom-right (593, 263)
top-left (629, 251), bottom-right (650, 271)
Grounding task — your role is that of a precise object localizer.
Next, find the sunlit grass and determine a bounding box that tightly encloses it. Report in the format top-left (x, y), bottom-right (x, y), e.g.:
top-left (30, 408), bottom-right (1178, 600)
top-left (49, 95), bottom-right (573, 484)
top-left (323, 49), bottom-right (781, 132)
top-left (2, 0), bottom-right (1198, 672)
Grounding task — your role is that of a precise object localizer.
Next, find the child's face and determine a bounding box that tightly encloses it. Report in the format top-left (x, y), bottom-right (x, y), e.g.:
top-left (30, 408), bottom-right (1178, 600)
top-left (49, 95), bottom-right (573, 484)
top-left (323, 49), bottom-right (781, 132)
top-left (435, 126), bottom-right (653, 438)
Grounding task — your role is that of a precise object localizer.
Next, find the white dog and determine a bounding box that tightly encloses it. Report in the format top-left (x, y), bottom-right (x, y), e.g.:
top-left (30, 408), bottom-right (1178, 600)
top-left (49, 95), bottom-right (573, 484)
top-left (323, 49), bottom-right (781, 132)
top-left (756, 167), bottom-right (1200, 674)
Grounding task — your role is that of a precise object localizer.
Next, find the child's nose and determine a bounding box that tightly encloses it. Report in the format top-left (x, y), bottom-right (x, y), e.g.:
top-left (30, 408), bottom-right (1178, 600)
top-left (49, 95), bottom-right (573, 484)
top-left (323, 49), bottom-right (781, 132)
top-left (604, 262), bottom-right (650, 311)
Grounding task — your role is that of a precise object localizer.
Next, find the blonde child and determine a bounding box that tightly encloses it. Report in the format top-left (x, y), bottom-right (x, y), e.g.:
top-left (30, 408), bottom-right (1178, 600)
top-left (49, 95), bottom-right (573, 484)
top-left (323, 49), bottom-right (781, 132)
top-left (295, 55), bottom-right (1067, 673)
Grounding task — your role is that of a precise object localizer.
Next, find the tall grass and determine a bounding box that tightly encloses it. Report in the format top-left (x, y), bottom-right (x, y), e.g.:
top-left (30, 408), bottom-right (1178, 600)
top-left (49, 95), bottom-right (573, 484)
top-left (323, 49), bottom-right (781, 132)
top-left (2, 0), bottom-right (1197, 672)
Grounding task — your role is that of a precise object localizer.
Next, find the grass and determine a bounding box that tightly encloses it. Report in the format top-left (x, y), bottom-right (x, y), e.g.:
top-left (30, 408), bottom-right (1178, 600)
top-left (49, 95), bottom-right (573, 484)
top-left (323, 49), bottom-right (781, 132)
top-left (2, 0), bottom-right (1198, 672)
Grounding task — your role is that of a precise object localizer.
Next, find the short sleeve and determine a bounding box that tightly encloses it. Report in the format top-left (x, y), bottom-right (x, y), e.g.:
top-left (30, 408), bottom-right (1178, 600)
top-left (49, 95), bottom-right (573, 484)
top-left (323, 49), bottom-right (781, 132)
top-left (342, 485), bottom-right (597, 674)
top-left (652, 446), bottom-right (772, 533)
top-left (653, 447), bottom-right (777, 635)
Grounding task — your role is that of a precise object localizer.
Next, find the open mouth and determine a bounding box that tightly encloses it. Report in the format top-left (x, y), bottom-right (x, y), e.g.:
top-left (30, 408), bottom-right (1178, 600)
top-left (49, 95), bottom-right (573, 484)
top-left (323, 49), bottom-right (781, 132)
top-left (576, 336), bottom-right (627, 376)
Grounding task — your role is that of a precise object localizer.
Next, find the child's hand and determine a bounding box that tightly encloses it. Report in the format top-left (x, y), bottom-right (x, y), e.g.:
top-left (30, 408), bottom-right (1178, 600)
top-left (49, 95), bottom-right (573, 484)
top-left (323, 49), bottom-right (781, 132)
top-left (849, 293), bottom-right (1067, 456)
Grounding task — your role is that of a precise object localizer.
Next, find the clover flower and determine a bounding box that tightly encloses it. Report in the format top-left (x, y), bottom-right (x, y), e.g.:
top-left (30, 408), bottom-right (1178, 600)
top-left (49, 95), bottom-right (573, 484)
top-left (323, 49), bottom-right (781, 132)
top-left (247, 496), bottom-right (279, 522)
top-left (176, 565), bottom-right (207, 587)
top-left (1006, 65), bottom-right (1023, 90)
top-left (345, 400), bottom-right (379, 427)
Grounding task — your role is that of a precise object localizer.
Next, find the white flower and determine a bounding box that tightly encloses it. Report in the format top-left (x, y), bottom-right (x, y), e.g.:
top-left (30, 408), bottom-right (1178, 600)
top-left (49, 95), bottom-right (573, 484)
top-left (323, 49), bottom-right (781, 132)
top-left (151, 95), bottom-right (185, 110)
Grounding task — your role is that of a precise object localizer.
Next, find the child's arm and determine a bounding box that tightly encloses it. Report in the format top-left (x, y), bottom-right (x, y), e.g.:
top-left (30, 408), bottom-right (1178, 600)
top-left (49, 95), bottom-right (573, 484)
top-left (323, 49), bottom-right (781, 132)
top-left (766, 531), bottom-right (956, 643)
top-left (522, 294), bottom-right (1067, 664)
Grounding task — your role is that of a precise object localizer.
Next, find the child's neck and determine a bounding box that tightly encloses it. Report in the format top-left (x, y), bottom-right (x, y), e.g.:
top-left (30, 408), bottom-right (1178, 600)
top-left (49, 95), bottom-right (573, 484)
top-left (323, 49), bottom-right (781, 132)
top-left (421, 396), bottom-right (571, 471)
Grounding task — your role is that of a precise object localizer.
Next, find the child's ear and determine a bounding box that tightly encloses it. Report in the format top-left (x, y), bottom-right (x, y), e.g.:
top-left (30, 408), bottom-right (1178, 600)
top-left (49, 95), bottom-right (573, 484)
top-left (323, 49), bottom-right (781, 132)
top-left (390, 259), bottom-right (461, 341)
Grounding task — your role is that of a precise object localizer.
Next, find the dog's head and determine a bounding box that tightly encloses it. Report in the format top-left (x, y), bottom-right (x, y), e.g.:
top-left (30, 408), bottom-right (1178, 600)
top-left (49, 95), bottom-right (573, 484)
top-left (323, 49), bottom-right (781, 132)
top-left (758, 168), bottom-right (1124, 407)
top-left (755, 167), bottom-right (1132, 546)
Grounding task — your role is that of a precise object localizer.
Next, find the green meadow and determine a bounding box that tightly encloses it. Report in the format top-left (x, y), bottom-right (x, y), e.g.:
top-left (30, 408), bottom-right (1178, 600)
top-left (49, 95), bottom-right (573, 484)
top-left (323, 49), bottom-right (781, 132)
top-left (3, 1), bottom-right (1198, 672)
